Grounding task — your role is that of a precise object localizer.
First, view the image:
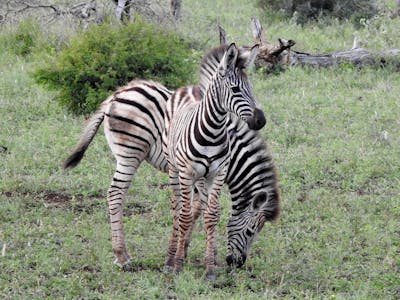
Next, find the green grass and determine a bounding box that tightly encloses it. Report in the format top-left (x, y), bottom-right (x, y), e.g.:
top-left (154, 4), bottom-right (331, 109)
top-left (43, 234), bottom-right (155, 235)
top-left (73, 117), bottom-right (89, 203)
top-left (1, 0), bottom-right (400, 298)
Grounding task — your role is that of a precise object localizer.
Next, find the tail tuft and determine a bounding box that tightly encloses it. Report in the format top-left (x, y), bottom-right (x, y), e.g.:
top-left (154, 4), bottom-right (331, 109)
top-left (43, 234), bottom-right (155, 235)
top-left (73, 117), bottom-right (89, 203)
top-left (63, 148), bottom-right (86, 169)
top-left (62, 107), bottom-right (106, 170)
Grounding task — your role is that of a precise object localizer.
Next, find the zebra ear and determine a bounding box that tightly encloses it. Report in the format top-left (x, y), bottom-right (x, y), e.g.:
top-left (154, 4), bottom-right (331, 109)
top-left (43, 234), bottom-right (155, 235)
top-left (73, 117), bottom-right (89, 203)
top-left (218, 43), bottom-right (238, 77)
top-left (241, 44), bottom-right (260, 69)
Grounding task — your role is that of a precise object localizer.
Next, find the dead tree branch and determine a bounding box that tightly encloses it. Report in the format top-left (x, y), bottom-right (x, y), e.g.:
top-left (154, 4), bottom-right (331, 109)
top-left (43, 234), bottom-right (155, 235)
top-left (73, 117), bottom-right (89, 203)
top-left (0, 0), bottom-right (99, 25)
top-left (251, 17), bottom-right (296, 70)
top-left (218, 24), bottom-right (227, 45)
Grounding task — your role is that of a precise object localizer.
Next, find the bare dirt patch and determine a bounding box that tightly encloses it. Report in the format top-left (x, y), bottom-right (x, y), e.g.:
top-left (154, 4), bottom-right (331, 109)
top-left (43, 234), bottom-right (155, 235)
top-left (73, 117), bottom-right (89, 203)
top-left (42, 192), bottom-right (71, 206)
top-left (1, 191), bottom-right (103, 208)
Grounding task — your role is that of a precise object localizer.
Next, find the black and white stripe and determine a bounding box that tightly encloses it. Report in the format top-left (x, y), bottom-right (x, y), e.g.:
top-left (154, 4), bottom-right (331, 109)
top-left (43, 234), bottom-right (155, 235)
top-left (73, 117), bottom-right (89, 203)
top-left (64, 48), bottom-right (279, 271)
top-left (163, 43), bottom-right (266, 280)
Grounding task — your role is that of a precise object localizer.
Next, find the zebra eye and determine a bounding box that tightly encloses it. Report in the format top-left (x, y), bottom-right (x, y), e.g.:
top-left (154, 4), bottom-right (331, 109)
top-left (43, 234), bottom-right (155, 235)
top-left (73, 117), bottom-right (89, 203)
top-left (252, 192), bottom-right (267, 211)
top-left (245, 228), bottom-right (254, 236)
top-left (231, 86), bottom-right (241, 93)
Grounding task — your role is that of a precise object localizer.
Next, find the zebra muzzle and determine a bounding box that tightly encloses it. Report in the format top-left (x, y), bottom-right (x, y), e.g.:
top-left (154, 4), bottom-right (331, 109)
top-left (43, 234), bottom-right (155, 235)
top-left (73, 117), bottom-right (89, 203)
top-left (226, 252), bottom-right (247, 268)
top-left (246, 108), bottom-right (266, 131)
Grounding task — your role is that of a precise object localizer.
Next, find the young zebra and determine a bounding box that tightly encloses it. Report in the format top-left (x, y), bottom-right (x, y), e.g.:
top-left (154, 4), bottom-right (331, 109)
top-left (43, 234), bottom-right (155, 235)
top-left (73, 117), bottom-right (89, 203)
top-left (64, 70), bottom-right (279, 272)
top-left (162, 43), bottom-right (266, 280)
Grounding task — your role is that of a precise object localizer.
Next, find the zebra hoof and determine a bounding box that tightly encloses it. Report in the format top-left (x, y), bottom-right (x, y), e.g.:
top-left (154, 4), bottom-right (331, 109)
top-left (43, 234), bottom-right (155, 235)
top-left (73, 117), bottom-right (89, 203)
top-left (205, 273), bottom-right (217, 281)
top-left (173, 265), bottom-right (183, 275)
top-left (162, 265), bottom-right (174, 274)
top-left (121, 261), bottom-right (135, 272)
top-left (114, 258), bottom-right (134, 272)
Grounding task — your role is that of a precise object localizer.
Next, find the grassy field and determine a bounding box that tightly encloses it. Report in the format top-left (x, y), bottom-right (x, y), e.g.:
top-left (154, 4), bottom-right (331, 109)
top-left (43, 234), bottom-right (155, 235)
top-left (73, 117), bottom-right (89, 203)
top-left (1, 0), bottom-right (400, 299)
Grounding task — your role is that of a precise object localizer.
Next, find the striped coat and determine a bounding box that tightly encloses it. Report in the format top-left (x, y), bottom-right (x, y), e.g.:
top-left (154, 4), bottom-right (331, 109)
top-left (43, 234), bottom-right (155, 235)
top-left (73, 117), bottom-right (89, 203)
top-left (64, 50), bottom-right (279, 272)
top-left (162, 43), bottom-right (266, 280)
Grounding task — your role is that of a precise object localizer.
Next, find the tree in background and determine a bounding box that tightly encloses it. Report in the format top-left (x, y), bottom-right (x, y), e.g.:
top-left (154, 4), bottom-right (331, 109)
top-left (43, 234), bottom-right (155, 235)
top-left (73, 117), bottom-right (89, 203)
top-left (113, 0), bottom-right (132, 22)
top-left (170, 0), bottom-right (182, 20)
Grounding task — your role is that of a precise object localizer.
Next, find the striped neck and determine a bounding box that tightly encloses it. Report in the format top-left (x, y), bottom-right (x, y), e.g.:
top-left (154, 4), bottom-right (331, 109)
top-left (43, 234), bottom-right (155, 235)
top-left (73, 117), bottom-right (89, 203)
top-left (193, 77), bottom-right (229, 146)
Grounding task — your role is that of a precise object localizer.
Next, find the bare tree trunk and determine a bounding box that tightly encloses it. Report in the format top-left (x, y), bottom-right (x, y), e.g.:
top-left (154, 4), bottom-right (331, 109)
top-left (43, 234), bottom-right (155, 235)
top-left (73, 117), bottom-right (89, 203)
top-left (114, 0), bottom-right (132, 22)
top-left (170, 0), bottom-right (182, 20)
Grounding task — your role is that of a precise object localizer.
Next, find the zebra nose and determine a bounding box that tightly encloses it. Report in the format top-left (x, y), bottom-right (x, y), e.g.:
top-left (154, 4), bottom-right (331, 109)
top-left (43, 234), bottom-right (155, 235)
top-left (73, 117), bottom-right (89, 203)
top-left (226, 252), bottom-right (247, 268)
top-left (247, 108), bottom-right (266, 130)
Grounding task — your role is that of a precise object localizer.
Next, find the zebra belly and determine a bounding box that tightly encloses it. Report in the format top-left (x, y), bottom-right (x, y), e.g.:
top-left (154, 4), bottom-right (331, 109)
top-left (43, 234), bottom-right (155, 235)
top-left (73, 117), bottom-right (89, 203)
top-left (188, 153), bottom-right (229, 183)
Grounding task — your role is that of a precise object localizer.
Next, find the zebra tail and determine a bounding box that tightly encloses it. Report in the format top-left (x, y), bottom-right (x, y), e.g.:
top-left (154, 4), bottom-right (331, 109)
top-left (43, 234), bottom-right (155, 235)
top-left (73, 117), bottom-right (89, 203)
top-left (63, 107), bottom-right (106, 169)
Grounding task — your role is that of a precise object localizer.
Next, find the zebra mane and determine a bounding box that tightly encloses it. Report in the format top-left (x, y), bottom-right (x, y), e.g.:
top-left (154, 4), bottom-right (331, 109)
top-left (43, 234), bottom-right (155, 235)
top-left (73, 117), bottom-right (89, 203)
top-left (198, 44), bottom-right (250, 98)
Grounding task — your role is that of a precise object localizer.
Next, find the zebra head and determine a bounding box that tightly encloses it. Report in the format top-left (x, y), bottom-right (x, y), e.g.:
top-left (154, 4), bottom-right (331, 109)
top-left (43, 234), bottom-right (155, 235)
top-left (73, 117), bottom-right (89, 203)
top-left (216, 43), bottom-right (266, 131)
top-left (225, 119), bottom-right (280, 268)
top-left (226, 190), bottom-right (280, 268)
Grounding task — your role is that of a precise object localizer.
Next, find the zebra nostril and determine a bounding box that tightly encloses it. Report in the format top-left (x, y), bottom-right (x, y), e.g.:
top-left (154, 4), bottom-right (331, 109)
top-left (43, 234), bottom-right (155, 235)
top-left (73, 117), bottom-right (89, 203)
top-left (238, 253), bottom-right (247, 267)
top-left (226, 252), bottom-right (247, 268)
top-left (255, 108), bottom-right (266, 129)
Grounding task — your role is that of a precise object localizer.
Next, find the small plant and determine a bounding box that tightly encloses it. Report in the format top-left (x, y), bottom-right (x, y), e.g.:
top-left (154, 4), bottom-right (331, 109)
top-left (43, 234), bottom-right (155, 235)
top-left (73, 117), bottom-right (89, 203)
top-left (1, 19), bottom-right (40, 56)
top-left (33, 19), bottom-right (197, 115)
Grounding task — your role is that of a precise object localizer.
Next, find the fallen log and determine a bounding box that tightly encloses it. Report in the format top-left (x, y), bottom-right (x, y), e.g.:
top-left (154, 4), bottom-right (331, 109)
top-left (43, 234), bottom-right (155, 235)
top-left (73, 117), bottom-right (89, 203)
top-left (288, 41), bottom-right (400, 68)
top-left (251, 17), bottom-right (400, 70)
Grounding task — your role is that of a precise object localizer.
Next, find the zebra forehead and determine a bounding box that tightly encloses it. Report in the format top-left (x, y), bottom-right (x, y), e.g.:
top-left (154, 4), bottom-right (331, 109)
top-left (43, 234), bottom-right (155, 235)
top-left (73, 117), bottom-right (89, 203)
top-left (199, 44), bottom-right (250, 73)
top-left (198, 44), bottom-right (252, 98)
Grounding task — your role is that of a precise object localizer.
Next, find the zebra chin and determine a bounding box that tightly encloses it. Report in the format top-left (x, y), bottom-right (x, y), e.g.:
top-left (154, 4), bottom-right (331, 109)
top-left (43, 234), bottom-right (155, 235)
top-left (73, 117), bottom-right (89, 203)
top-left (245, 108), bottom-right (266, 131)
top-left (226, 251), bottom-right (247, 268)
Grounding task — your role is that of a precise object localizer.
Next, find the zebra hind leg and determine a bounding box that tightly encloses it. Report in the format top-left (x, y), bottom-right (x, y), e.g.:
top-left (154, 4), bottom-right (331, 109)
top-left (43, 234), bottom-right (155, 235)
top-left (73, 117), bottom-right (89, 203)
top-left (107, 162), bottom-right (138, 271)
top-left (164, 167), bottom-right (181, 272)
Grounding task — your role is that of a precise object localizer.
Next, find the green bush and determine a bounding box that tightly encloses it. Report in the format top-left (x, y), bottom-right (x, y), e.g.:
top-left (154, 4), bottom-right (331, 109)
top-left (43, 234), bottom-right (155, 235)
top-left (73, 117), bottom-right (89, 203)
top-left (258, 0), bottom-right (378, 25)
top-left (33, 19), bottom-right (197, 115)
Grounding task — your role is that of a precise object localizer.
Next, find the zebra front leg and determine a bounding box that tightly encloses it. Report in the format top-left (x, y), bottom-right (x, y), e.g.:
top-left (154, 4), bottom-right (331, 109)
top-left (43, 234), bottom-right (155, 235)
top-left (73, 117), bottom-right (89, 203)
top-left (107, 163), bottom-right (137, 271)
top-left (183, 181), bottom-right (206, 258)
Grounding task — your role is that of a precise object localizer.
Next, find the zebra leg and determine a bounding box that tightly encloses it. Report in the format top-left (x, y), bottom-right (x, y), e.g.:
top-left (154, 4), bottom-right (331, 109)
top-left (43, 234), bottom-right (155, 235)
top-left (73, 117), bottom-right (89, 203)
top-left (107, 162), bottom-right (138, 271)
top-left (183, 181), bottom-right (206, 258)
top-left (203, 171), bottom-right (225, 281)
top-left (164, 167), bottom-right (181, 271)
top-left (174, 174), bottom-right (194, 274)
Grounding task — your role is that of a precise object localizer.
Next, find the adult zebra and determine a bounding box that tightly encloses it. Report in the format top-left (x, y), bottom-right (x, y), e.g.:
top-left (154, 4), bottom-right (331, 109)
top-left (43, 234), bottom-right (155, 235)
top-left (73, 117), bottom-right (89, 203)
top-left (64, 49), bottom-right (280, 272)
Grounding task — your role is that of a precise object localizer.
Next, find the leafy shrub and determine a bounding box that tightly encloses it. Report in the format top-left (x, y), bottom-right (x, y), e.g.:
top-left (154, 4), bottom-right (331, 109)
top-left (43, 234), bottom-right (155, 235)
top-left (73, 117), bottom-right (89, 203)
top-left (258, 0), bottom-right (379, 25)
top-left (33, 19), bottom-right (197, 115)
